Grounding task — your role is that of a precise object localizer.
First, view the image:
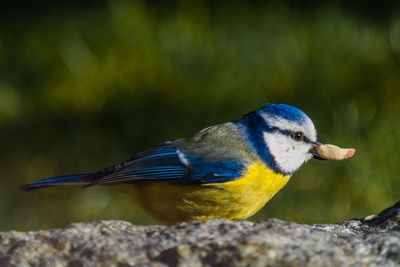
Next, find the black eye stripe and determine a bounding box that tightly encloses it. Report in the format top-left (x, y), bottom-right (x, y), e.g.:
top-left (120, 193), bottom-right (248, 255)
top-left (302, 136), bottom-right (314, 144)
top-left (269, 128), bottom-right (292, 136)
top-left (268, 127), bottom-right (313, 144)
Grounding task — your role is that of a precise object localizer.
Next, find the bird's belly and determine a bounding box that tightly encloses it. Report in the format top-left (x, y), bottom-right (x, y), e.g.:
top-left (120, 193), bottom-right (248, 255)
top-left (115, 162), bottom-right (291, 224)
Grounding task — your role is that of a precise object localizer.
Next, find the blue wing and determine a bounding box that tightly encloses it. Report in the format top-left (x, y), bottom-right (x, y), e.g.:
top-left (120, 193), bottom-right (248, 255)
top-left (21, 123), bottom-right (252, 190)
top-left (90, 141), bottom-right (245, 185)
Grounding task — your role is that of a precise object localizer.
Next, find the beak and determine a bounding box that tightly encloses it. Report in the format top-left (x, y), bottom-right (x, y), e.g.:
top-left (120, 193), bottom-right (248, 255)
top-left (310, 139), bottom-right (325, 160)
top-left (314, 139), bottom-right (324, 146)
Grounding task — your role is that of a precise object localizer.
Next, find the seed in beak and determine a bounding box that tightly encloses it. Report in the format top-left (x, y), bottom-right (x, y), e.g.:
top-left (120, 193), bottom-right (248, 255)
top-left (315, 144), bottom-right (355, 160)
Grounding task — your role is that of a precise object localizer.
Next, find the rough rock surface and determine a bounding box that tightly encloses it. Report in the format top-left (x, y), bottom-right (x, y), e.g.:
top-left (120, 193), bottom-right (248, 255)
top-left (1, 202), bottom-right (400, 267)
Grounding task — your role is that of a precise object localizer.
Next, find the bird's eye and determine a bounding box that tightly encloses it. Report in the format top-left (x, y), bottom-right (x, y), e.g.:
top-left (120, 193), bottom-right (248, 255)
top-left (291, 131), bottom-right (304, 142)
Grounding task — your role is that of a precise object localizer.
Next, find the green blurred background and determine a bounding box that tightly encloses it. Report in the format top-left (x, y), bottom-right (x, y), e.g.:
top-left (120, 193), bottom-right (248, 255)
top-left (1, 0), bottom-right (400, 231)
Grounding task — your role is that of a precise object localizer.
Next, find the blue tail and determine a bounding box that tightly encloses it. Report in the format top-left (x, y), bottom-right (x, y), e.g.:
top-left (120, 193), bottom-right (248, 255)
top-left (20, 161), bottom-right (129, 191)
top-left (20, 173), bottom-right (94, 191)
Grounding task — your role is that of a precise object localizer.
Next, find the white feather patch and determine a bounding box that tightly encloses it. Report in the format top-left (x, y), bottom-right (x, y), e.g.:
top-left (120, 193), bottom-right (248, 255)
top-left (260, 113), bottom-right (317, 142)
top-left (263, 131), bottom-right (313, 174)
top-left (177, 149), bottom-right (190, 167)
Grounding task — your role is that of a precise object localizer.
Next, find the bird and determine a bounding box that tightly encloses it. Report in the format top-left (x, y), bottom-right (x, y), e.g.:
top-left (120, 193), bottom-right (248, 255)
top-left (21, 103), bottom-right (331, 224)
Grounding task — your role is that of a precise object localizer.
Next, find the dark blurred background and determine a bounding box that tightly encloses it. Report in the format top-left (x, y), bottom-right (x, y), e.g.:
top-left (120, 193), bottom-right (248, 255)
top-left (1, 0), bottom-right (400, 231)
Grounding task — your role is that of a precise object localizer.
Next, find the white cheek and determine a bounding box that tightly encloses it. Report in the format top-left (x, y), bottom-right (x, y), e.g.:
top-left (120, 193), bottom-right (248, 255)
top-left (263, 132), bottom-right (312, 174)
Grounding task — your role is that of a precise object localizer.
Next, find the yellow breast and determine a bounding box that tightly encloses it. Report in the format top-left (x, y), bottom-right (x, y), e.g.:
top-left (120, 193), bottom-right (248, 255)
top-left (113, 161), bottom-right (291, 224)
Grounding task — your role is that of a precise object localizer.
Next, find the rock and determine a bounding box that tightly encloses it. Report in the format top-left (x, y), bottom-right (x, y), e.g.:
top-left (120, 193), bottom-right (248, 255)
top-left (1, 202), bottom-right (400, 267)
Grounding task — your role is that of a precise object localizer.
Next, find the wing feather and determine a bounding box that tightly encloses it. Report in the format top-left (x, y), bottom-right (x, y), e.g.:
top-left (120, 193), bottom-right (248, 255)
top-left (90, 124), bottom-right (252, 185)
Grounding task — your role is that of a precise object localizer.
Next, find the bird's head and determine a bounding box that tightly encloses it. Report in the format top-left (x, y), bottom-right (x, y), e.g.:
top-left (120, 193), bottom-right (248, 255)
top-left (241, 103), bottom-right (323, 175)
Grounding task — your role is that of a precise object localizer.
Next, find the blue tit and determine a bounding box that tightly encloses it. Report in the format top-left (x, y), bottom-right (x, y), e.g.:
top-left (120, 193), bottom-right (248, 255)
top-left (21, 104), bottom-right (340, 224)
